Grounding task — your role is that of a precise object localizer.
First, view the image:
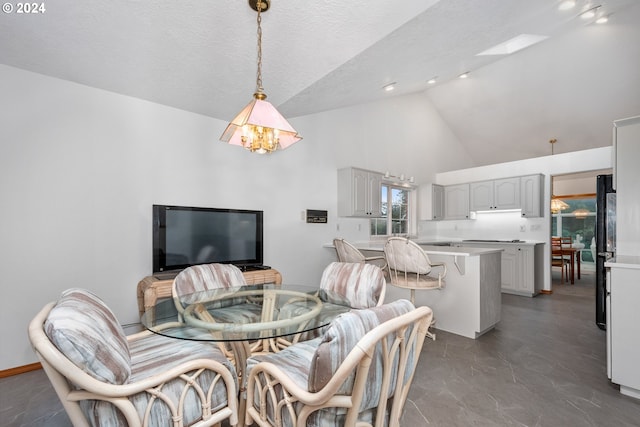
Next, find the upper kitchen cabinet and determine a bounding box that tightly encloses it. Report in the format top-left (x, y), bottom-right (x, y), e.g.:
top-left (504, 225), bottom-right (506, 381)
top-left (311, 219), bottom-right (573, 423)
top-left (419, 184), bottom-right (445, 220)
top-left (520, 174), bottom-right (544, 218)
top-left (337, 167), bottom-right (383, 217)
top-left (613, 116), bottom-right (640, 255)
top-left (470, 178), bottom-right (520, 211)
top-left (444, 184), bottom-right (470, 220)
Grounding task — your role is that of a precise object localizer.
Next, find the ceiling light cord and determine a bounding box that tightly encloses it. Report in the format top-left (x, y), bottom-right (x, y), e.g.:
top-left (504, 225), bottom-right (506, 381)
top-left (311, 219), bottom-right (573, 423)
top-left (255, 1), bottom-right (264, 96)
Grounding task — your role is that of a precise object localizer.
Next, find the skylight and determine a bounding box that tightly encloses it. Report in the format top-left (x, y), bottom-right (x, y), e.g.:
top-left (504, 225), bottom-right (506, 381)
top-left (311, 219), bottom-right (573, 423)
top-left (476, 34), bottom-right (549, 56)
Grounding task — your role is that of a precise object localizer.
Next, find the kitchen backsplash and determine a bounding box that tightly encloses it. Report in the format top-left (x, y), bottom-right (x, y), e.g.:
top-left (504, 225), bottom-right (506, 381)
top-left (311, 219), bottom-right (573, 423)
top-left (418, 210), bottom-right (547, 242)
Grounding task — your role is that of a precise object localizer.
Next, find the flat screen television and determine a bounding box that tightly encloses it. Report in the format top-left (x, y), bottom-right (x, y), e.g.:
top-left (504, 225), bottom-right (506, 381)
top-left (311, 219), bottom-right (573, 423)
top-left (152, 204), bottom-right (264, 274)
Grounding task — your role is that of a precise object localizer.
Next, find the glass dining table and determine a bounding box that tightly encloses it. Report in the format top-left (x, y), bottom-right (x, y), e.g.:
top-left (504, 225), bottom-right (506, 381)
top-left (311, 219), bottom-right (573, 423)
top-left (140, 283), bottom-right (351, 424)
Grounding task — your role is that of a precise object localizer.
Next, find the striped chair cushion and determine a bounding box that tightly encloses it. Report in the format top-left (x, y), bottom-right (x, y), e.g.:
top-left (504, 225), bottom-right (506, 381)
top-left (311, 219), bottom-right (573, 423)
top-left (44, 288), bottom-right (131, 384)
top-left (173, 263), bottom-right (247, 300)
top-left (173, 263), bottom-right (260, 315)
top-left (308, 299), bottom-right (416, 399)
top-left (246, 300), bottom-right (416, 427)
top-left (81, 331), bottom-right (238, 426)
top-left (246, 338), bottom-right (321, 426)
top-left (319, 262), bottom-right (385, 309)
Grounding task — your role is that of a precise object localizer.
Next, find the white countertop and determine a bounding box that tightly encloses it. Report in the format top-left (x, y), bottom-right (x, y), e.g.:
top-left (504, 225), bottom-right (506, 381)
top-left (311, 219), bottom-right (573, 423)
top-left (605, 255), bottom-right (640, 270)
top-left (348, 241), bottom-right (503, 257)
top-left (437, 240), bottom-right (544, 246)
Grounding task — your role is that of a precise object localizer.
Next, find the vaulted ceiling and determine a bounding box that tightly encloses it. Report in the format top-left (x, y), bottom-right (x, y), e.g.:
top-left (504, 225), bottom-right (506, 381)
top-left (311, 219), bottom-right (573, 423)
top-left (1, 0), bottom-right (639, 166)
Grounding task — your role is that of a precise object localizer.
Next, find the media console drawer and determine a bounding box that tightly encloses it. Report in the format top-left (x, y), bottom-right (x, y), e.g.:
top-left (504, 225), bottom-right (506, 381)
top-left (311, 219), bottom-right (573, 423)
top-left (136, 268), bottom-right (283, 317)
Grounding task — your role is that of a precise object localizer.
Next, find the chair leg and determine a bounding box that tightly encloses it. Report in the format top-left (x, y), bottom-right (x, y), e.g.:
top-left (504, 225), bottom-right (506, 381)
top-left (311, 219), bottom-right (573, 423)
top-left (426, 318), bottom-right (436, 341)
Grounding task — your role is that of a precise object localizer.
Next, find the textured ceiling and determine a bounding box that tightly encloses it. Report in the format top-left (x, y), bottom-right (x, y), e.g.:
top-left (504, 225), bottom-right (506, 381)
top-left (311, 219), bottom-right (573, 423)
top-left (1, 0), bottom-right (639, 165)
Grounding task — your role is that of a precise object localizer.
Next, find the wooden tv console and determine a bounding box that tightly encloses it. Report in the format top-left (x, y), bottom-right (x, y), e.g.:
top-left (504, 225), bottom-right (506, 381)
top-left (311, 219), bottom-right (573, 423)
top-left (136, 268), bottom-right (282, 317)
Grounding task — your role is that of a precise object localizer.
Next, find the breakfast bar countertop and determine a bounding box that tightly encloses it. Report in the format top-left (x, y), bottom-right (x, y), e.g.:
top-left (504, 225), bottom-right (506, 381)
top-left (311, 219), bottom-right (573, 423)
top-left (349, 241), bottom-right (504, 257)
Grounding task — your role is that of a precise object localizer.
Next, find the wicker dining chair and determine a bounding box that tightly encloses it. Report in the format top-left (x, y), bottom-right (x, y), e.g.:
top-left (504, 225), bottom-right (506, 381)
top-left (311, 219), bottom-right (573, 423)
top-left (172, 263), bottom-right (270, 356)
top-left (28, 288), bottom-right (238, 427)
top-left (245, 299), bottom-right (433, 427)
top-left (383, 237), bottom-right (445, 339)
top-left (273, 262), bottom-right (386, 350)
top-left (383, 237), bottom-right (447, 303)
top-left (333, 238), bottom-right (387, 271)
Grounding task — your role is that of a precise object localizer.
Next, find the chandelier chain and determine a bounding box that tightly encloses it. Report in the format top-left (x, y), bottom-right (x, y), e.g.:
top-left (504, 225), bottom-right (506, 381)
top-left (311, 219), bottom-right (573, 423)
top-left (256, 1), bottom-right (263, 93)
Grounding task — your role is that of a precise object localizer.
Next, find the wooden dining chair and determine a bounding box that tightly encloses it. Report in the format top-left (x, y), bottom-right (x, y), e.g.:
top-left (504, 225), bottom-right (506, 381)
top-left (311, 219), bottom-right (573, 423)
top-left (551, 236), bottom-right (571, 283)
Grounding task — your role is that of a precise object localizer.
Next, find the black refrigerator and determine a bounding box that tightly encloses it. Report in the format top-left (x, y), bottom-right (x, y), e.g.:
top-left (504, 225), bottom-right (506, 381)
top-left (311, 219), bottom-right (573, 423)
top-left (595, 174), bottom-right (616, 330)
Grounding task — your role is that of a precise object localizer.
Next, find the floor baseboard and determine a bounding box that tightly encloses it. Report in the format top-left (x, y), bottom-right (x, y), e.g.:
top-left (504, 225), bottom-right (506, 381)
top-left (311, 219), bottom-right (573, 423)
top-left (0, 362), bottom-right (42, 378)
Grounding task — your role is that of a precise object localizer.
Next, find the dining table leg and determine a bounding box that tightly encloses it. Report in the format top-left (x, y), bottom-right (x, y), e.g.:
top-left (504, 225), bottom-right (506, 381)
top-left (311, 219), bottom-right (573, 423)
top-left (228, 340), bottom-right (251, 427)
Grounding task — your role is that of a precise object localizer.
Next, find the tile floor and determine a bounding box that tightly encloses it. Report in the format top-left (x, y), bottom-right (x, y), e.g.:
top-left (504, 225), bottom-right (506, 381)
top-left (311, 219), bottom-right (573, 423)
top-left (2, 271), bottom-right (640, 426)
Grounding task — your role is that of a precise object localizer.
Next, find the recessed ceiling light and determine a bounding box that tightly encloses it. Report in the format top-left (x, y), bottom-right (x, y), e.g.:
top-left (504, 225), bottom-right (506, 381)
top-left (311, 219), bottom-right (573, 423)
top-left (596, 15), bottom-right (609, 24)
top-left (427, 77), bottom-right (438, 84)
top-left (383, 82), bottom-right (396, 92)
top-left (558, 0), bottom-right (576, 11)
top-left (458, 72), bottom-right (469, 79)
top-left (581, 6), bottom-right (600, 19)
top-left (477, 34), bottom-right (549, 56)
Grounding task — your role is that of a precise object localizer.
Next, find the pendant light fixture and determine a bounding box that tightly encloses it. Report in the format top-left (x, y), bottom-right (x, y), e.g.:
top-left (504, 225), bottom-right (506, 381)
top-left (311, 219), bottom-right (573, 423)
top-left (551, 197), bottom-right (570, 214)
top-left (220, 0), bottom-right (302, 154)
top-left (549, 138), bottom-right (569, 213)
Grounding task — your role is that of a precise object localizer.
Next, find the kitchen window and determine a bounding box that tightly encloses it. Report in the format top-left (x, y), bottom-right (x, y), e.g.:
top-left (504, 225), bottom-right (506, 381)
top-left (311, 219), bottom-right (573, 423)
top-left (370, 184), bottom-right (414, 237)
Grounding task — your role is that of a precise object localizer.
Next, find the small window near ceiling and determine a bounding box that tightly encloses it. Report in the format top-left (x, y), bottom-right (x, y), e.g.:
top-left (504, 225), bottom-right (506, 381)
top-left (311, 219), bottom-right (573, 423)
top-left (371, 184), bottom-right (412, 237)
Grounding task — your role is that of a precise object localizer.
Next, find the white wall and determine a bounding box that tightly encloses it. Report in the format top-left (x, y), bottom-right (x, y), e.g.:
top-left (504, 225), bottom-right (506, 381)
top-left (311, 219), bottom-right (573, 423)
top-left (553, 172), bottom-right (608, 196)
top-left (0, 65), bottom-right (472, 370)
top-left (422, 147), bottom-right (613, 291)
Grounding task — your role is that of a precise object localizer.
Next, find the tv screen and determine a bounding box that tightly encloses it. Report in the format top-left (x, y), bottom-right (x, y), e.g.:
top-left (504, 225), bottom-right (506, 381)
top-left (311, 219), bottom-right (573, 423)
top-left (153, 205), bottom-right (263, 273)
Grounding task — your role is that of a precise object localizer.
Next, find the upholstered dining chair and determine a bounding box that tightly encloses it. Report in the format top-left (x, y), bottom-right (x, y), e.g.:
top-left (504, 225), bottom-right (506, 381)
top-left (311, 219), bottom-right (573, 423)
top-left (383, 237), bottom-right (445, 339)
top-left (383, 237), bottom-right (447, 303)
top-left (333, 238), bottom-right (387, 271)
top-left (172, 263), bottom-right (267, 355)
top-left (273, 262), bottom-right (386, 350)
top-left (28, 288), bottom-right (238, 427)
top-left (245, 299), bottom-right (433, 427)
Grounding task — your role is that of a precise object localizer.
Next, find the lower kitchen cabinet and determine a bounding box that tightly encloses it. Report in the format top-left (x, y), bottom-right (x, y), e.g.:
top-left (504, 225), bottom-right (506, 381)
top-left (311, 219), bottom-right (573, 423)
top-left (454, 242), bottom-right (543, 296)
top-left (605, 260), bottom-right (640, 399)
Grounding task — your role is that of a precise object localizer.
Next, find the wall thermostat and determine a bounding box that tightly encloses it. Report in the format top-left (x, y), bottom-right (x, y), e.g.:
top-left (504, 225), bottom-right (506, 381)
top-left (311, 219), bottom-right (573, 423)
top-left (306, 209), bottom-right (328, 223)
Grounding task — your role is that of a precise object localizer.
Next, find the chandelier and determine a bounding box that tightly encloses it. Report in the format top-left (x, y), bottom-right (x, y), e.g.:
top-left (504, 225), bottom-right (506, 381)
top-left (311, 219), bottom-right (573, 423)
top-left (551, 197), bottom-right (569, 214)
top-left (220, 0), bottom-right (302, 154)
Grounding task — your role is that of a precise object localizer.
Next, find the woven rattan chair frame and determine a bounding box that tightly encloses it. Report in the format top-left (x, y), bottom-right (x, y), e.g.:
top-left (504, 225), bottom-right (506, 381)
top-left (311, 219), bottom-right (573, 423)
top-left (245, 305), bottom-right (433, 427)
top-left (28, 302), bottom-right (238, 427)
top-left (383, 237), bottom-right (445, 339)
top-left (383, 237), bottom-right (447, 302)
top-left (333, 238), bottom-right (387, 271)
top-left (171, 263), bottom-right (270, 358)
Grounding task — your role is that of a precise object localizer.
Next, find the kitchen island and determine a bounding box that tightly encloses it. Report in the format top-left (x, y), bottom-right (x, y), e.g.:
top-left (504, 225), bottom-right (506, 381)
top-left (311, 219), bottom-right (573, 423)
top-left (352, 242), bottom-right (503, 339)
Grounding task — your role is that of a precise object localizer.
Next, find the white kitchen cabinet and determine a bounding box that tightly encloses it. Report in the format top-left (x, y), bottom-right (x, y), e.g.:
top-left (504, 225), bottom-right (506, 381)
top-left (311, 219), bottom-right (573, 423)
top-left (500, 246), bottom-right (518, 292)
top-left (470, 178), bottom-right (521, 211)
top-left (606, 260), bottom-right (640, 399)
top-left (419, 183), bottom-right (444, 220)
top-left (444, 184), bottom-right (470, 220)
top-left (337, 167), bottom-right (383, 217)
top-left (613, 116), bottom-right (640, 255)
top-left (454, 242), bottom-right (543, 296)
top-left (520, 174), bottom-right (543, 218)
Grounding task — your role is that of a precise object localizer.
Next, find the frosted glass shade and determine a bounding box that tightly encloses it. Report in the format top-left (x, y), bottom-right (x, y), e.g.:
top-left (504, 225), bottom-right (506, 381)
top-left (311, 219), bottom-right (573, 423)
top-left (220, 95), bottom-right (302, 154)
